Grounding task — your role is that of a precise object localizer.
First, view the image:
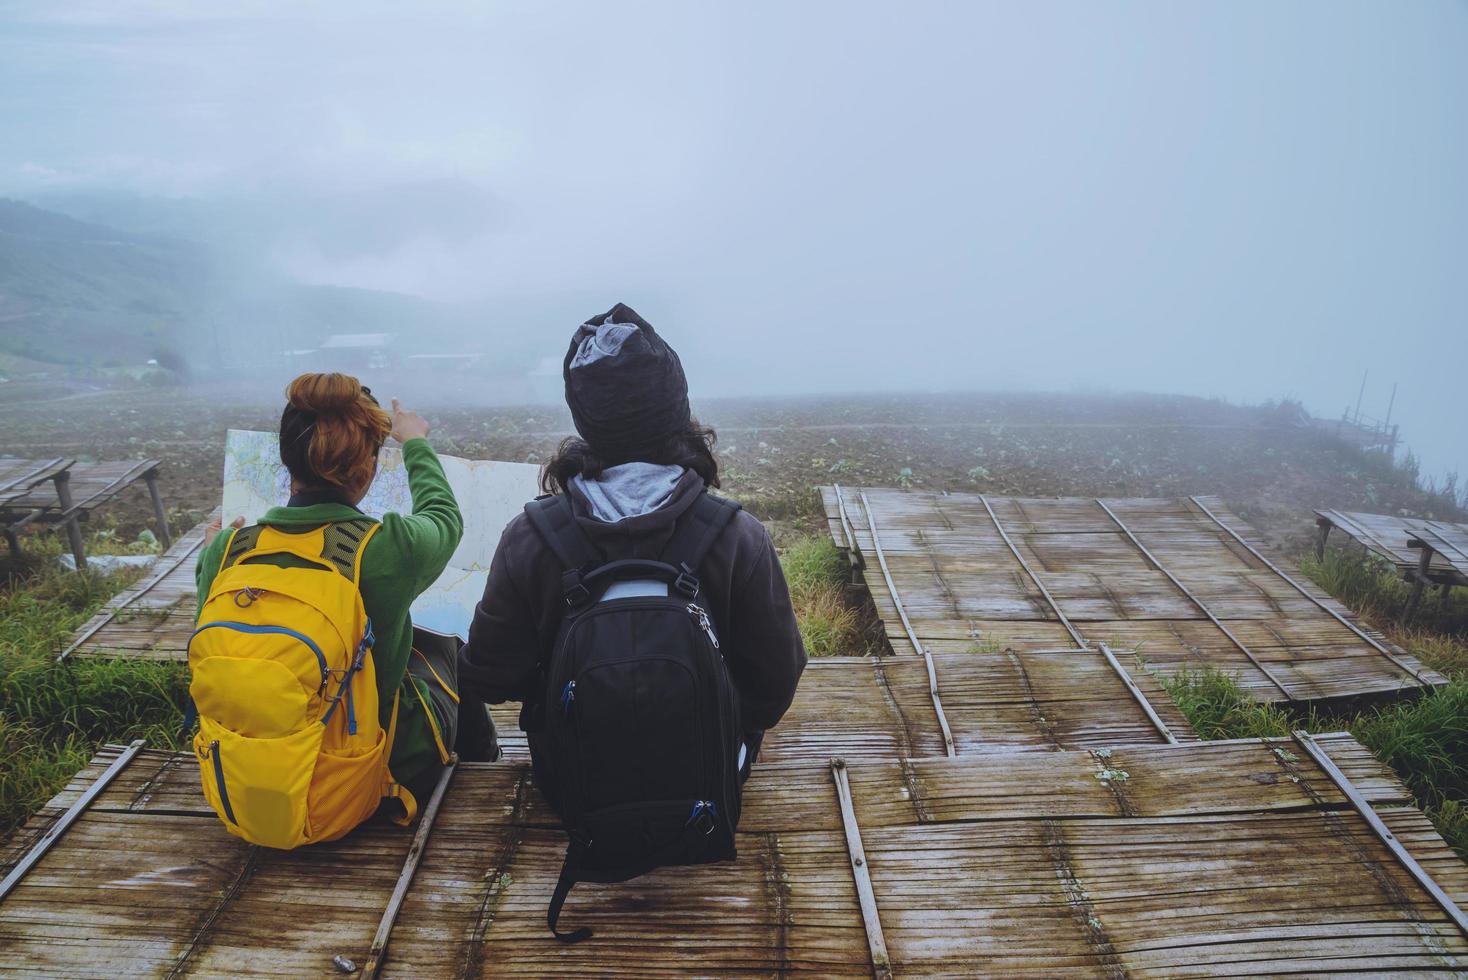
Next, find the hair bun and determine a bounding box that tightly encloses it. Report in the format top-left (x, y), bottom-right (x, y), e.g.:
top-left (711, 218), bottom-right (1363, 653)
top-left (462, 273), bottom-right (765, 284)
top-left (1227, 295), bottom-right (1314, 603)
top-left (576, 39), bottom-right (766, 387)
top-left (286, 372), bottom-right (363, 414)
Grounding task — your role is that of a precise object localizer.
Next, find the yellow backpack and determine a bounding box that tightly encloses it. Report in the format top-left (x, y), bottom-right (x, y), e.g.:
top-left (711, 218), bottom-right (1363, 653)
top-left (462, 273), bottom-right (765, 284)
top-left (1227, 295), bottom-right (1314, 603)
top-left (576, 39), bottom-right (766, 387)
top-left (188, 518), bottom-right (417, 849)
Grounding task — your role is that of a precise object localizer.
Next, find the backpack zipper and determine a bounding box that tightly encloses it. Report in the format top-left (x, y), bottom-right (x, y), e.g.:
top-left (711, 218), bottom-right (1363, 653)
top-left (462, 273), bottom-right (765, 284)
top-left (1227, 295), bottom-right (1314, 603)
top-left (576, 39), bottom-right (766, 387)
top-left (687, 603), bottom-right (720, 650)
top-left (190, 621), bottom-right (330, 689)
top-left (205, 739), bottom-right (237, 824)
top-left (560, 679), bottom-right (577, 715)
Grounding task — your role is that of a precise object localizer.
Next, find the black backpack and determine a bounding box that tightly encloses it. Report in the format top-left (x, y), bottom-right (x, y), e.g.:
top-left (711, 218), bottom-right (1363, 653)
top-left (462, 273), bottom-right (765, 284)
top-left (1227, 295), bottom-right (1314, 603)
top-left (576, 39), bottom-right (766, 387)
top-left (522, 490), bottom-right (745, 943)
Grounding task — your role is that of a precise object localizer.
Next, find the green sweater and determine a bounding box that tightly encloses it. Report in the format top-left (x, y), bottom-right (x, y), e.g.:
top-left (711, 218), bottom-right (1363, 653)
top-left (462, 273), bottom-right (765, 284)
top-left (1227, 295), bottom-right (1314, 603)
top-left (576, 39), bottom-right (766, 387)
top-left (194, 437), bottom-right (464, 787)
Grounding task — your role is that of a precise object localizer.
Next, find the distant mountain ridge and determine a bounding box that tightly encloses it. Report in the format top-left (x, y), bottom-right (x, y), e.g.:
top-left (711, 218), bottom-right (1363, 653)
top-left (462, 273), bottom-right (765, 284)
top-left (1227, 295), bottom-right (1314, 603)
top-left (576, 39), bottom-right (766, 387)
top-left (0, 197), bottom-right (497, 372)
top-left (0, 198), bottom-right (206, 365)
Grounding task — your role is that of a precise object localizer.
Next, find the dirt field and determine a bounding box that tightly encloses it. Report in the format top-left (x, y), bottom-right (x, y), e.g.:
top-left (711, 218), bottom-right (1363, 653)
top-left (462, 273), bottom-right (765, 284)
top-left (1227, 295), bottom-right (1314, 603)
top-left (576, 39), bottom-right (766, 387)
top-left (1, 385), bottom-right (1459, 557)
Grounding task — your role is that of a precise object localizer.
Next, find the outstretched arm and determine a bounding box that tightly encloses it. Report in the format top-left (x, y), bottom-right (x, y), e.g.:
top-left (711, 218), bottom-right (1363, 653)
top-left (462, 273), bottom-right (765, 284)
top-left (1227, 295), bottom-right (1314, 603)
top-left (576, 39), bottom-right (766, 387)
top-left (385, 400), bottom-right (464, 594)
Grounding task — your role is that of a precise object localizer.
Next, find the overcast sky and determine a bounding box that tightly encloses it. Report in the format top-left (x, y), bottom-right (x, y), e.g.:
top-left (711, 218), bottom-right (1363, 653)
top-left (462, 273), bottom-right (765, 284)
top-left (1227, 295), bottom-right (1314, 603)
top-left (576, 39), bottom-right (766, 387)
top-left (2, 1), bottom-right (1464, 479)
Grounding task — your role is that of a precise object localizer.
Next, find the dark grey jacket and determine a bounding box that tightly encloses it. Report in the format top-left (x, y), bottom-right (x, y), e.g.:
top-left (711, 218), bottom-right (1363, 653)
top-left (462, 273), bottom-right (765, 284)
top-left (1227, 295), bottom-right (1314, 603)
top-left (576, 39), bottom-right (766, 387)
top-left (459, 470), bottom-right (807, 733)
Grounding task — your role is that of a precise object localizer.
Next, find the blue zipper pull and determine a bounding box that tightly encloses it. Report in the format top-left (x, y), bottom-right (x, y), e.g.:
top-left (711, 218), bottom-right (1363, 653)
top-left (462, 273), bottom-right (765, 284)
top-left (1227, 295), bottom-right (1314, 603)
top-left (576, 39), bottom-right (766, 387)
top-left (560, 679), bottom-right (577, 714)
top-left (686, 799), bottom-right (719, 833)
top-left (345, 680), bottom-right (357, 735)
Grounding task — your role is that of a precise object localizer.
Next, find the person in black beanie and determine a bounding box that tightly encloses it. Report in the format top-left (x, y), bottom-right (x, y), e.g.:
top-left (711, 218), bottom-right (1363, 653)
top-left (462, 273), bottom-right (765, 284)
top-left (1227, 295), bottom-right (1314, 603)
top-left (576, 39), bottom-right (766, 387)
top-left (459, 302), bottom-right (807, 776)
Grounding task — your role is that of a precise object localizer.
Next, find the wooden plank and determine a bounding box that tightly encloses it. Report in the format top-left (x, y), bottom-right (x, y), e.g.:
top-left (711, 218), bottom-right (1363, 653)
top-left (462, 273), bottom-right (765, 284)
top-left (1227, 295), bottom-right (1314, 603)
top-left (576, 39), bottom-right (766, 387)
top-left (5, 737), bottom-right (1466, 977)
top-left (857, 490), bottom-right (956, 757)
top-left (979, 493), bottom-right (1087, 647)
top-left (0, 457), bottom-right (73, 502)
top-left (1411, 523), bottom-right (1468, 585)
top-left (362, 761), bottom-right (458, 979)
top-left (1315, 508), bottom-right (1428, 568)
top-left (821, 487), bottom-right (1444, 704)
top-left (831, 759), bottom-right (893, 980)
top-left (0, 739), bottom-right (144, 904)
top-left (830, 483), bottom-right (862, 565)
top-left (59, 510), bottom-right (216, 661)
top-left (1189, 495), bottom-right (1436, 688)
top-left (2, 459), bottom-right (160, 521)
top-left (1097, 642), bottom-right (1178, 744)
top-left (1291, 730), bottom-right (1468, 939)
top-left (1097, 497), bottom-right (1294, 700)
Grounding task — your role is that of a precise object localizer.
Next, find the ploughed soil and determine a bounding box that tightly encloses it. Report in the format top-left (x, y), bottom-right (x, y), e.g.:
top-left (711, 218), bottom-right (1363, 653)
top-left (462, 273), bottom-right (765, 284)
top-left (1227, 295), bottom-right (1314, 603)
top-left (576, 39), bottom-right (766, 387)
top-left (1, 385), bottom-right (1460, 557)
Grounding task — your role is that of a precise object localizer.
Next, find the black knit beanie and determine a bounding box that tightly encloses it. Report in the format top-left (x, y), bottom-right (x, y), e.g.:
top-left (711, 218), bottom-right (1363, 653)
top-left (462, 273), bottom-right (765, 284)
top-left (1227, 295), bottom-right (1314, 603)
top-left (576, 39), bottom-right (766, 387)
top-left (563, 302), bottom-right (691, 464)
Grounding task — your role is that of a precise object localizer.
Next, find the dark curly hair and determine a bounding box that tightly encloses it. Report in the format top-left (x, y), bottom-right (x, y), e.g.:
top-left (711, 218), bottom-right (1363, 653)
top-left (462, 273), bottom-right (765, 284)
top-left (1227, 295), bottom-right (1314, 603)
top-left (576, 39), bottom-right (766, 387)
top-left (541, 419), bottom-right (720, 495)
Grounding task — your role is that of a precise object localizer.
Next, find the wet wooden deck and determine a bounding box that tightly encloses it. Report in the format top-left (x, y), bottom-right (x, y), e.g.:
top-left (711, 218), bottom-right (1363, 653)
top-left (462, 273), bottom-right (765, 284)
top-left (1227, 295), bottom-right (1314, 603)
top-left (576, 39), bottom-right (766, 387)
top-left (2, 734), bottom-right (1464, 976)
top-left (824, 488), bottom-right (1444, 703)
top-left (1315, 508), bottom-right (1434, 569)
top-left (60, 508), bottom-right (218, 662)
top-left (12, 485), bottom-right (1465, 974)
top-left (1411, 522), bottom-right (1468, 588)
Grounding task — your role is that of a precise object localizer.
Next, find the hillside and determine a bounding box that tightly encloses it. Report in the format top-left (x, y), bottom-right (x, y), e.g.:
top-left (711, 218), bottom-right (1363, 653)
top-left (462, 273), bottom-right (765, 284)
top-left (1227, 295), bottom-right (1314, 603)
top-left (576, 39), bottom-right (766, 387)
top-left (0, 199), bottom-right (205, 366)
top-left (0, 198), bottom-right (516, 376)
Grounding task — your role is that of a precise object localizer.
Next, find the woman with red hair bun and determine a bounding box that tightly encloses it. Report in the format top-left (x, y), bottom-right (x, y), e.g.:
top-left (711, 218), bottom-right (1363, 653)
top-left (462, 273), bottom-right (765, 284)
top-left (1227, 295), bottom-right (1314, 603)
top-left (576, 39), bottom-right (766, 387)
top-left (195, 372), bottom-right (498, 827)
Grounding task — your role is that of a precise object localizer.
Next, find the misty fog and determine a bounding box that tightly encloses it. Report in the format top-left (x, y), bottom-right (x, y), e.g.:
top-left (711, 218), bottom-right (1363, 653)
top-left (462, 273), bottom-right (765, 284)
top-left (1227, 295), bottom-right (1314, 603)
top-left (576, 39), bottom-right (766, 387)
top-left (1, 1), bottom-right (1463, 480)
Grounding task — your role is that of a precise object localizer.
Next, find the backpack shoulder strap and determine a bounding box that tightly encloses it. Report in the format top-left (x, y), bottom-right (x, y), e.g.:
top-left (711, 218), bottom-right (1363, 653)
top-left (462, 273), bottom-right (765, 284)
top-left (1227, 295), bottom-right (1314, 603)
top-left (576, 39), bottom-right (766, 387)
top-left (321, 517), bottom-right (381, 583)
top-left (524, 494), bottom-right (601, 606)
top-left (660, 492), bottom-right (742, 575)
top-left (219, 516), bottom-right (380, 583)
top-left (219, 524), bottom-right (264, 572)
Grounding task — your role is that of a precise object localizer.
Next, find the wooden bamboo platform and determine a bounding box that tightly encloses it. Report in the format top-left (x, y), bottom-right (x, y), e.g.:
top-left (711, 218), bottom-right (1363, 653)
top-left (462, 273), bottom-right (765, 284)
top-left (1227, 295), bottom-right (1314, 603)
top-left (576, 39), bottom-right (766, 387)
top-left (1, 456), bottom-right (172, 568)
top-left (60, 510), bottom-right (218, 662)
top-left (1315, 508), bottom-right (1435, 570)
top-left (1410, 523), bottom-right (1468, 587)
top-left (761, 650), bottom-right (1193, 762)
top-left (1315, 509), bottom-right (1467, 621)
top-left (823, 488), bottom-right (1444, 703)
top-left (2, 734), bottom-right (1464, 976)
top-left (24, 484), bottom-right (1466, 973)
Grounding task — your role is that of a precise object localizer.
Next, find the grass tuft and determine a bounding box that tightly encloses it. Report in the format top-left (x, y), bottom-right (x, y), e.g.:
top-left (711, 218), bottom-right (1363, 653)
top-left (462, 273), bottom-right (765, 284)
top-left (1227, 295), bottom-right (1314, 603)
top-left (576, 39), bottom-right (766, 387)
top-left (1160, 667), bottom-right (1296, 740)
top-left (1352, 682), bottom-right (1468, 809)
top-left (779, 534), bottom-right (867, 658)
top-left (781, 534), bottom-right (848, 596)
top-left (1300, 548), bottom-right (1468, 639)
top-left (0, 559), bottom-right (186, 835)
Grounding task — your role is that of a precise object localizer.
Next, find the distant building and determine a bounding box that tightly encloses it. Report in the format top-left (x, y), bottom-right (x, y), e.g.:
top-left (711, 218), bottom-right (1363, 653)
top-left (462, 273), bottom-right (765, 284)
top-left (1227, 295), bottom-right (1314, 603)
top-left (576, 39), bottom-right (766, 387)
top-left (404, 353), bottom-right (484, 372)
top-left (317, 333), bottom-right (394, 370)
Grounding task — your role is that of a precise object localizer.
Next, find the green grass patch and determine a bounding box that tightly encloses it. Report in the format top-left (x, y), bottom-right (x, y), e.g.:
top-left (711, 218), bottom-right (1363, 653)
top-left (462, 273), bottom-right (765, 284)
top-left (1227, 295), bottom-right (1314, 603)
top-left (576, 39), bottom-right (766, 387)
top-left (0, 551), bottom-right (186, 836)
top-left (1300, 547), bottom-right (1468, 639)
top-left (779, 534), bottom-right (868, 658)
top-left (1353, 682), bottom-right (1468, 814)
top-left (1160, 667), bottom-right (1299, 740)
top-left (780, 534), bottom-right (848, 596)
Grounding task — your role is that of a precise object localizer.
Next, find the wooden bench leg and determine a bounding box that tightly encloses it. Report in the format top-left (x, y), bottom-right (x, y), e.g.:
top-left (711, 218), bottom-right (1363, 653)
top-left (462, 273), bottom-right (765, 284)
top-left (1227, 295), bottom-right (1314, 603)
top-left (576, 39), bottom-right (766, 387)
top-left (1402, 579), bottom-right (1425, 623)
top-left (1314, 519), bottom-right (1331, 560)
top-left (52, 471), bottom-right (86, 571)
top-left (2, 526), bottom-right (20, 558)
top-left (145, 471), bottom-right (173, 550)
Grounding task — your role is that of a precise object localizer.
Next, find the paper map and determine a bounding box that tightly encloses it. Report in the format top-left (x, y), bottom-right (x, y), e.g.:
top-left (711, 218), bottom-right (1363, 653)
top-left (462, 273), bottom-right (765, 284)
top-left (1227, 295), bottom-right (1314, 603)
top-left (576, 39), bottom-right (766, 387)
top-left (221, 428), bottom-right (541, 636)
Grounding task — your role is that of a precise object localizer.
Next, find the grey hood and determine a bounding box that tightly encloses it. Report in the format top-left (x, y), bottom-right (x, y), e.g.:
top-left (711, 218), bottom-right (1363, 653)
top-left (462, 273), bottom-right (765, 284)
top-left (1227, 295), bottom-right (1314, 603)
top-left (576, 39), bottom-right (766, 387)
top-left (570, 462), bottom-right (686, 523)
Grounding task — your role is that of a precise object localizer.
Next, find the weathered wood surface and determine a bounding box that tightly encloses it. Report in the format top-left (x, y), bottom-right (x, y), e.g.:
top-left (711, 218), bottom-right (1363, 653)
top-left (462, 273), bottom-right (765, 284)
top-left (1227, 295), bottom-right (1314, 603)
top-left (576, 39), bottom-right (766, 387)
top-left (61, 510), bottom-right (218, 661)
top-left (0, 456), bottom-right (73, 507)
top-left (2, 735), bottom-right (1465, 976)
top-left (1, 458), bottom-right (161, 519)
top-left (1411, 522), bottom-right (1468, 587)
top-left (1316, 508), bottom-right (1435, 568)
top-left (760, 649), bottom-right (1194, 762)
top-left (823, 488), bottom-right (1444, 702)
